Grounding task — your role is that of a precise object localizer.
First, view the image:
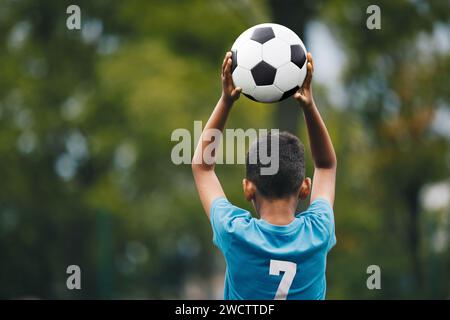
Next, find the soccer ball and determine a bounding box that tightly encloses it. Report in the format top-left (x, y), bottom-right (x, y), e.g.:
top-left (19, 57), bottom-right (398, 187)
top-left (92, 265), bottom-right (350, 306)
top-left (231, 23), bottom-right (307, 103)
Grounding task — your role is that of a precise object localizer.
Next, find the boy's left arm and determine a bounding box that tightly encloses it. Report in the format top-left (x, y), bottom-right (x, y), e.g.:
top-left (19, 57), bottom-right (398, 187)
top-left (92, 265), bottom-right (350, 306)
top-left (192, 52), bottom-right (242, 218)
top-left (294, 53), bottom-right (337, 206)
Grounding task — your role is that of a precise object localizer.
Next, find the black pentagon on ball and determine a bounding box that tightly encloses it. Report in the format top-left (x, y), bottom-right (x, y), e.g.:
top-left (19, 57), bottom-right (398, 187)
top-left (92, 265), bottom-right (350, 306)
top-left (279, 85), bottom-right (299, 101)
top-left (251, 27), bottom-right (275, 44)
top-left (231, 50), bottom-right (238, 73)
top-left (251, 61), bottom-right (276, 86)
top-left (291, 45), bottom-right (306, 69)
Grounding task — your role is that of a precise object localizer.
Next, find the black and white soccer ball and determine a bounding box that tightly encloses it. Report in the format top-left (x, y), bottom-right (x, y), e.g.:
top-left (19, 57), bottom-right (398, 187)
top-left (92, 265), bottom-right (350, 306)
top-left (231, 23), bottom-right (307, 103)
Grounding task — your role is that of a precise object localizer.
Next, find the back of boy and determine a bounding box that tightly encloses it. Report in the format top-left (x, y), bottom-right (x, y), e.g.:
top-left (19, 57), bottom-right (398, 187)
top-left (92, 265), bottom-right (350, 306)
top-left (211, 196), bottom-right (335, 299)
top-left (192, 52), bottom-right (337, 300)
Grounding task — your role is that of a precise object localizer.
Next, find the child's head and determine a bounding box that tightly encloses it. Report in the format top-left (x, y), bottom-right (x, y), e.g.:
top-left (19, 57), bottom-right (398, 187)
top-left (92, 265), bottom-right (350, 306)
top-left (244, 131), bottom-right (311, 203)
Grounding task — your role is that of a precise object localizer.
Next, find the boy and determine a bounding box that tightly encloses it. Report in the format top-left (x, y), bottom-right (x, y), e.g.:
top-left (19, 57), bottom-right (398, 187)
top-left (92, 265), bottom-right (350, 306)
top-left (192, 51), bottom-right (337, 300)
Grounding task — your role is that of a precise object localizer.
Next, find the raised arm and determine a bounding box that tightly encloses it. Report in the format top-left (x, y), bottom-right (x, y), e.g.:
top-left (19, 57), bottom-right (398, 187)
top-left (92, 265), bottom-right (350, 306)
top-left (294, 53), bottom-right (337, 206)
top-left (192, 52), bottom-right (242, 217)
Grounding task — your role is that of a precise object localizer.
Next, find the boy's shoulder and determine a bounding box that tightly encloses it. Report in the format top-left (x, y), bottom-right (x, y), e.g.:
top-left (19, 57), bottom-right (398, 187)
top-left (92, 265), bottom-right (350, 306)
top-left (211, 197), bottom-right (334, 223)
top-left (211, 197), bottom-right (336, 256)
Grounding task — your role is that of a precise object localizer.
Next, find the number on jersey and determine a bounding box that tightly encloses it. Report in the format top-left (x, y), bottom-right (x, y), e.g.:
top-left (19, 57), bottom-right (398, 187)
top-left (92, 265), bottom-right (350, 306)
top-left (269, 259), bottom-right (297, 300)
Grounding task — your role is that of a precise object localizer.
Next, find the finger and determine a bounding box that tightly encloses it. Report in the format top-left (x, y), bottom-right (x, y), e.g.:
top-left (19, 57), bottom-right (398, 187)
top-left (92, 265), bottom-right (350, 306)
top-left (222, 52), bottom-right (230, 75)
top-left (307, 52), bottom-right (314, 72)
top-left (303, 62), bottom-right (313, 87)
top-left (232, 87), bottom-right (242, 98)
top-left (222, 56), bottom-right (228, 76)
top-left (293, 92), bottom-right (302, 100)
top-left (224, 58), bottom-right (232, 79)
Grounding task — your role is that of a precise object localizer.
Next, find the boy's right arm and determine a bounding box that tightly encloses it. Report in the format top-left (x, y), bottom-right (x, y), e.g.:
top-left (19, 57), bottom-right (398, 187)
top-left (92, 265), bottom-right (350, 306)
top-left (192, 52), bottom-right (242, 218)
top-left (294, 53), bottom-right (337, 206)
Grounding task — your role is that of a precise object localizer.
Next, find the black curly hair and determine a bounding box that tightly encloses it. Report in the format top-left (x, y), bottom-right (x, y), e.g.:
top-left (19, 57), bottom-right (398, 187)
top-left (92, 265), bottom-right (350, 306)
top-left (246, 131), bottom-right (305, 199)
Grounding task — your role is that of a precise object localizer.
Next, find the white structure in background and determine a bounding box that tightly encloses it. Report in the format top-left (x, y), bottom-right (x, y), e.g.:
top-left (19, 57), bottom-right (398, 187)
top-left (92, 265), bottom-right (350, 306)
top-left (420, 181), bottom-right (450, 253)
top-left (306, 21), bottom-right (347, 108)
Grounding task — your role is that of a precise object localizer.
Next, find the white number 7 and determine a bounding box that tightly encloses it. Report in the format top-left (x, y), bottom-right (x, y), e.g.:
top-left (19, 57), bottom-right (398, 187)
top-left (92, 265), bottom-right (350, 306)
top-left (269, 259), bottom-right (297, 300)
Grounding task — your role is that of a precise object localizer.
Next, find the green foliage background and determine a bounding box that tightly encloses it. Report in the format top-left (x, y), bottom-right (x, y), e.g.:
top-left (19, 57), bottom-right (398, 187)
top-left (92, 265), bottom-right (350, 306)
top-left (0, 0), bottom-right (449, 299)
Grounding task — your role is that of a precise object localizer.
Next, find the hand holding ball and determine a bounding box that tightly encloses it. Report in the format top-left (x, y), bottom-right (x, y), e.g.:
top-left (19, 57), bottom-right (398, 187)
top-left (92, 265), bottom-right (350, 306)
top-left (231, 23), bottom-right (308, 103)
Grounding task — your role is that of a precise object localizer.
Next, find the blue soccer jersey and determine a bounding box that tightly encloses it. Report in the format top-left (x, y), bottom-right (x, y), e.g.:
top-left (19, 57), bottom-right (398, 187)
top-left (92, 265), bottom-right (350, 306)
top-left (210, 197), bottom-right (336, 300)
